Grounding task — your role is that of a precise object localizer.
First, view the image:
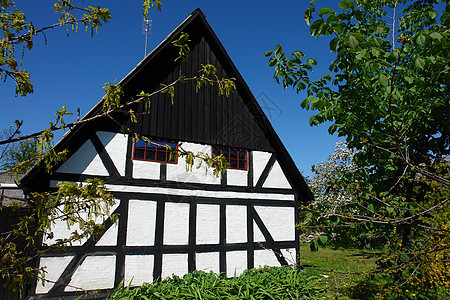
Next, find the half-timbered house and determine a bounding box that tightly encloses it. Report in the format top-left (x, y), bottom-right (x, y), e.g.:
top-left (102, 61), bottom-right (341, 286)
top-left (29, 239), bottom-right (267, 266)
top-left (20, 8), bottom-right (313, 299)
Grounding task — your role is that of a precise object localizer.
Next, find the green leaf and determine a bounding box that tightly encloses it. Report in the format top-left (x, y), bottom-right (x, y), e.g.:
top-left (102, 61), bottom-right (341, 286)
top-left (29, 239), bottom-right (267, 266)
top-left (310, 19), bottom-right (325, 36)
top-left (348, 35), bottom-right (359, 48)
top-left (328, 123), bottom-right (339, 134)
top-left (304, 7), bottom-right (314, 26)
top-left (318, 235), bottom-right (328, 246)
top-left (329, 37), bottom-right (339, 51)
top-left (274, 44), bottom-right (282, 55)
top-left (307, 96), bottom-right (319, 104)
top-left (379, 73), bottom-right (389, 85)
top-left (292, 50), bottom-right (304, 59)
top-left (307, 58), bottom-right (317, 66)
top-left (339, 0), bottom-right (355, 10)
top-left (415, 57), bottom-right (425, 69)
top-left (268, 56), bottom-right (277, 67)
top-left (264, 51), bottom-right (273, 57)
top-left (319, 8), bottom-right (335, 17)
top-left (356, 49), bottom-right (367, 60)
top-left (386, 206), bottom-right (394, 214)
top-left (429, 32), bottom-right (443, 41)
top-left (416, 34), bottom-right (426, 45)
top-left (371, 48), bottom-right (381, 57)
top-left (300, 98), bottom-right (310, 109)
top-left (404, 76), bottom-right (414, 84)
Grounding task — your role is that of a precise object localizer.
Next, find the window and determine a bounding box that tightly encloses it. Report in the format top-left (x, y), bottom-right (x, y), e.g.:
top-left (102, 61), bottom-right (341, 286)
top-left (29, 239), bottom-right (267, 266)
top-left (133, 138), bottom-right (178, 164)
top-left (212, 146), bottom-right (247, 170)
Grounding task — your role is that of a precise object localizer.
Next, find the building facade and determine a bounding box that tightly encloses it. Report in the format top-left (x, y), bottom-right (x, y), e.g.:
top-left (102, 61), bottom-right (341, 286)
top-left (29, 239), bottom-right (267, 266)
top-left (20, 9), bottom-right (313, 299)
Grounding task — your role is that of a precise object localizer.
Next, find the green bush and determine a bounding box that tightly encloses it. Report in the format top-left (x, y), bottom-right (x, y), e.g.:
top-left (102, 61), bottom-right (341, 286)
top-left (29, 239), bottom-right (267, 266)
top-left (108, 266), bottom-right (321, 299)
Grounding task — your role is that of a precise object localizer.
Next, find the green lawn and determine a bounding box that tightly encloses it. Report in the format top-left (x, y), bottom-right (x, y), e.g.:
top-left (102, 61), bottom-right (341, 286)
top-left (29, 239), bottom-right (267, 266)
top-left (299, 243), bottom-right (388, 299)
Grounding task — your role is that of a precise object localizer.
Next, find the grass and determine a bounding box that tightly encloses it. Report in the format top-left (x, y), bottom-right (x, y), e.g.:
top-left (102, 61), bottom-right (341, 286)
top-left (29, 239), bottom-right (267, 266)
top-left (300, 243), bottom-right (388, 299)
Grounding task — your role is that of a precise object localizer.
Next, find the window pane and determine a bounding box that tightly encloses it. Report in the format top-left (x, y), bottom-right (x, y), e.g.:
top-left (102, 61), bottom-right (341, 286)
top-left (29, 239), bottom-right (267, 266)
top-left (134, 148), bottom-right (145, 159)
top-left (213, 148), bottom-right (221, 156)
top-left (230, 149), bottom-right (237, 159)
top-left (168, 142), bottom-right (177, 149)
top-left (145, 149), bottom-right (156, 160)
top-left (135, 140), bottom-right (146, 148)
top-left (230, 160), bottom-right (238, 169)
top-left (156, 151), bottom-right (166, 162)
top-left (238, 151), bottom-right (246, 159)
top-left (147, 140), bottom-right (156, 149)
top-left (238, 160), bottom-right (246, 170)
top-left (221, 148), bottom-right (229, 157)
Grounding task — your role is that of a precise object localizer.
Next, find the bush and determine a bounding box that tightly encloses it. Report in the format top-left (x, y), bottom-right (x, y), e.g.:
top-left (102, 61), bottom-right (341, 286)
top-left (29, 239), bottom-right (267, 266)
top-left (108, 266), bottom-right (321, 299)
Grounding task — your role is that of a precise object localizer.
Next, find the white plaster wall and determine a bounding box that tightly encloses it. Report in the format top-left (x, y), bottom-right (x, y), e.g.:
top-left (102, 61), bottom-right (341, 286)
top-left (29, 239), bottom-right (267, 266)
top-left (254, 206), bottom-right (295, 241)
top-left (42, 218), bottom-right (86, 246)
top-left (35, 256), bottom-right (73, 294)
top-left (43, 200), bottom-right (119, 246)
top-left (96, 223), bottom-right (118, 246)
top-left (132, 160), bottom-right (160, 180)
top-left (166, 142), bottom-right (221, 185)
top-left (253, 220), bottom-right (265, 243)
top-left (196, 252), bottom-right (219, 273)
top-left (164, 202), bottom-right (189, 245)
top-left (127, 200), bottom-right (157, 246)
top-left (56, 139), bottom-right (109, 176)
top-left (263, 161), bottom-right (292, 189)
top-left (226, 169), bottom-right (248, 187)
top-left (65, 255), bottom-right (116, 292)
top-left (161, 253), bottom-right (188, 279)
top-left (97, 131), bottom-right (128, 176)
top-left (196, 204), bottom-right (219, 244)
top-left (226, 250), bottom-right (247, 277)
top-left (226, 205), bottom-right (247, 243)
top-left (105, 184), bottom-right (295, 201)
top-left (281, 248), bottom-right (297, 265)
top-left (124, 255), bottom-right (154, 286)
top-left (252, 151), bottom-right (272, 187)
top-left (254, 249), bottom-right (281, 268)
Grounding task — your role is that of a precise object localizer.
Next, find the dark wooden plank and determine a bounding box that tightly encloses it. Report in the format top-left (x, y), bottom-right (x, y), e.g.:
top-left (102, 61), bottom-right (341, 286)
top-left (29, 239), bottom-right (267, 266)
top-left (197, 37), bottom-right (206, 143)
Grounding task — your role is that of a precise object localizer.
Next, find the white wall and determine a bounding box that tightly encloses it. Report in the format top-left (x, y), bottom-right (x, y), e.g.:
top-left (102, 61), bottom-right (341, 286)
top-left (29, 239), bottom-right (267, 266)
top-left (127, 200), bottom-right (157, 246)
top-left (43, 133), bottom-right (299, 294)
top-left (166, 142), bottom-right (221, 185)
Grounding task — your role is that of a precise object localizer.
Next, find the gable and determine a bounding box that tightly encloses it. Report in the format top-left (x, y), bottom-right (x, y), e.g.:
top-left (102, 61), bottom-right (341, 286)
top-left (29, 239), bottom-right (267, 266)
top-left (21, 9), bottom-right (312, 201)
top-left (121, 19), bottom-right (273, 152)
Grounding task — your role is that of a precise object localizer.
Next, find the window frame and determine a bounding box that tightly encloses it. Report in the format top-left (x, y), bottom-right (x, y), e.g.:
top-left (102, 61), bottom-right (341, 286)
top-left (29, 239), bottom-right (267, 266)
top-left (212, 145), bottom-right (248, 171)
top-left (133, 137), bottom-right (178, 164)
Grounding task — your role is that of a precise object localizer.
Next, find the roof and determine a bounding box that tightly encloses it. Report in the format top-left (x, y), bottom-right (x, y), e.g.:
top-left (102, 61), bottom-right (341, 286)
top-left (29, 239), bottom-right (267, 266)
top-left (20, 8), bottom-right (313, 203)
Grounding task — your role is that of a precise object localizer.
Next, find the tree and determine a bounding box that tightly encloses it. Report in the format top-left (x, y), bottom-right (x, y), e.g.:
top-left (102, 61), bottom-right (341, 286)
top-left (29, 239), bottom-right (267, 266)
top-left (266, 0), bottom-right (449, 297)
top-left (1, 139), bottom-right (39, 174)
top-left (0, 0), bottom-right (234, 295)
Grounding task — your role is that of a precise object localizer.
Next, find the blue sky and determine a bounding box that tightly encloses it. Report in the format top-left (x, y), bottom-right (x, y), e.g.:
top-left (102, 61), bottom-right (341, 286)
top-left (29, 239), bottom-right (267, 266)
top-left (1, 0), bottom-right (341, 178)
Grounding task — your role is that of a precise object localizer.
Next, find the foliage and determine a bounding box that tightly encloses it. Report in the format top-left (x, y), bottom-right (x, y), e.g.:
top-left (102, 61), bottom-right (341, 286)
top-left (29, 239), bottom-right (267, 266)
top-left (0, 0), bottom-right (237, 295)
top-left (266, 0), bottom-right (450, 296)
top-left (108, 266), bottom-right (321, 300)
top-left (1, 139), bottom-right (41, 174)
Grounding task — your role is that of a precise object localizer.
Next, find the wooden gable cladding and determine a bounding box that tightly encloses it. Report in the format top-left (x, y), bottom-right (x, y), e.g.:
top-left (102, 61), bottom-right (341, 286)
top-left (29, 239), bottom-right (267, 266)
top-left (120, 19), bottom-right (273, 152)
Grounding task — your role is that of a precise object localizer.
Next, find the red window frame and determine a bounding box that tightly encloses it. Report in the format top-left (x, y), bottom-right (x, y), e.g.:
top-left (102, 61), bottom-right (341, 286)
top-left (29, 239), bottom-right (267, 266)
top-left (212, 146), bottom-right (248, 171)
top-left (133, 138), bottom-right (178, 164)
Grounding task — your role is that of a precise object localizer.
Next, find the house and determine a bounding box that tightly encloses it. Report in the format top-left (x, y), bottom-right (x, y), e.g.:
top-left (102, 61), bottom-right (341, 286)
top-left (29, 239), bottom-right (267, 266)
top-left (19, 8), bottom-right (313, 299)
